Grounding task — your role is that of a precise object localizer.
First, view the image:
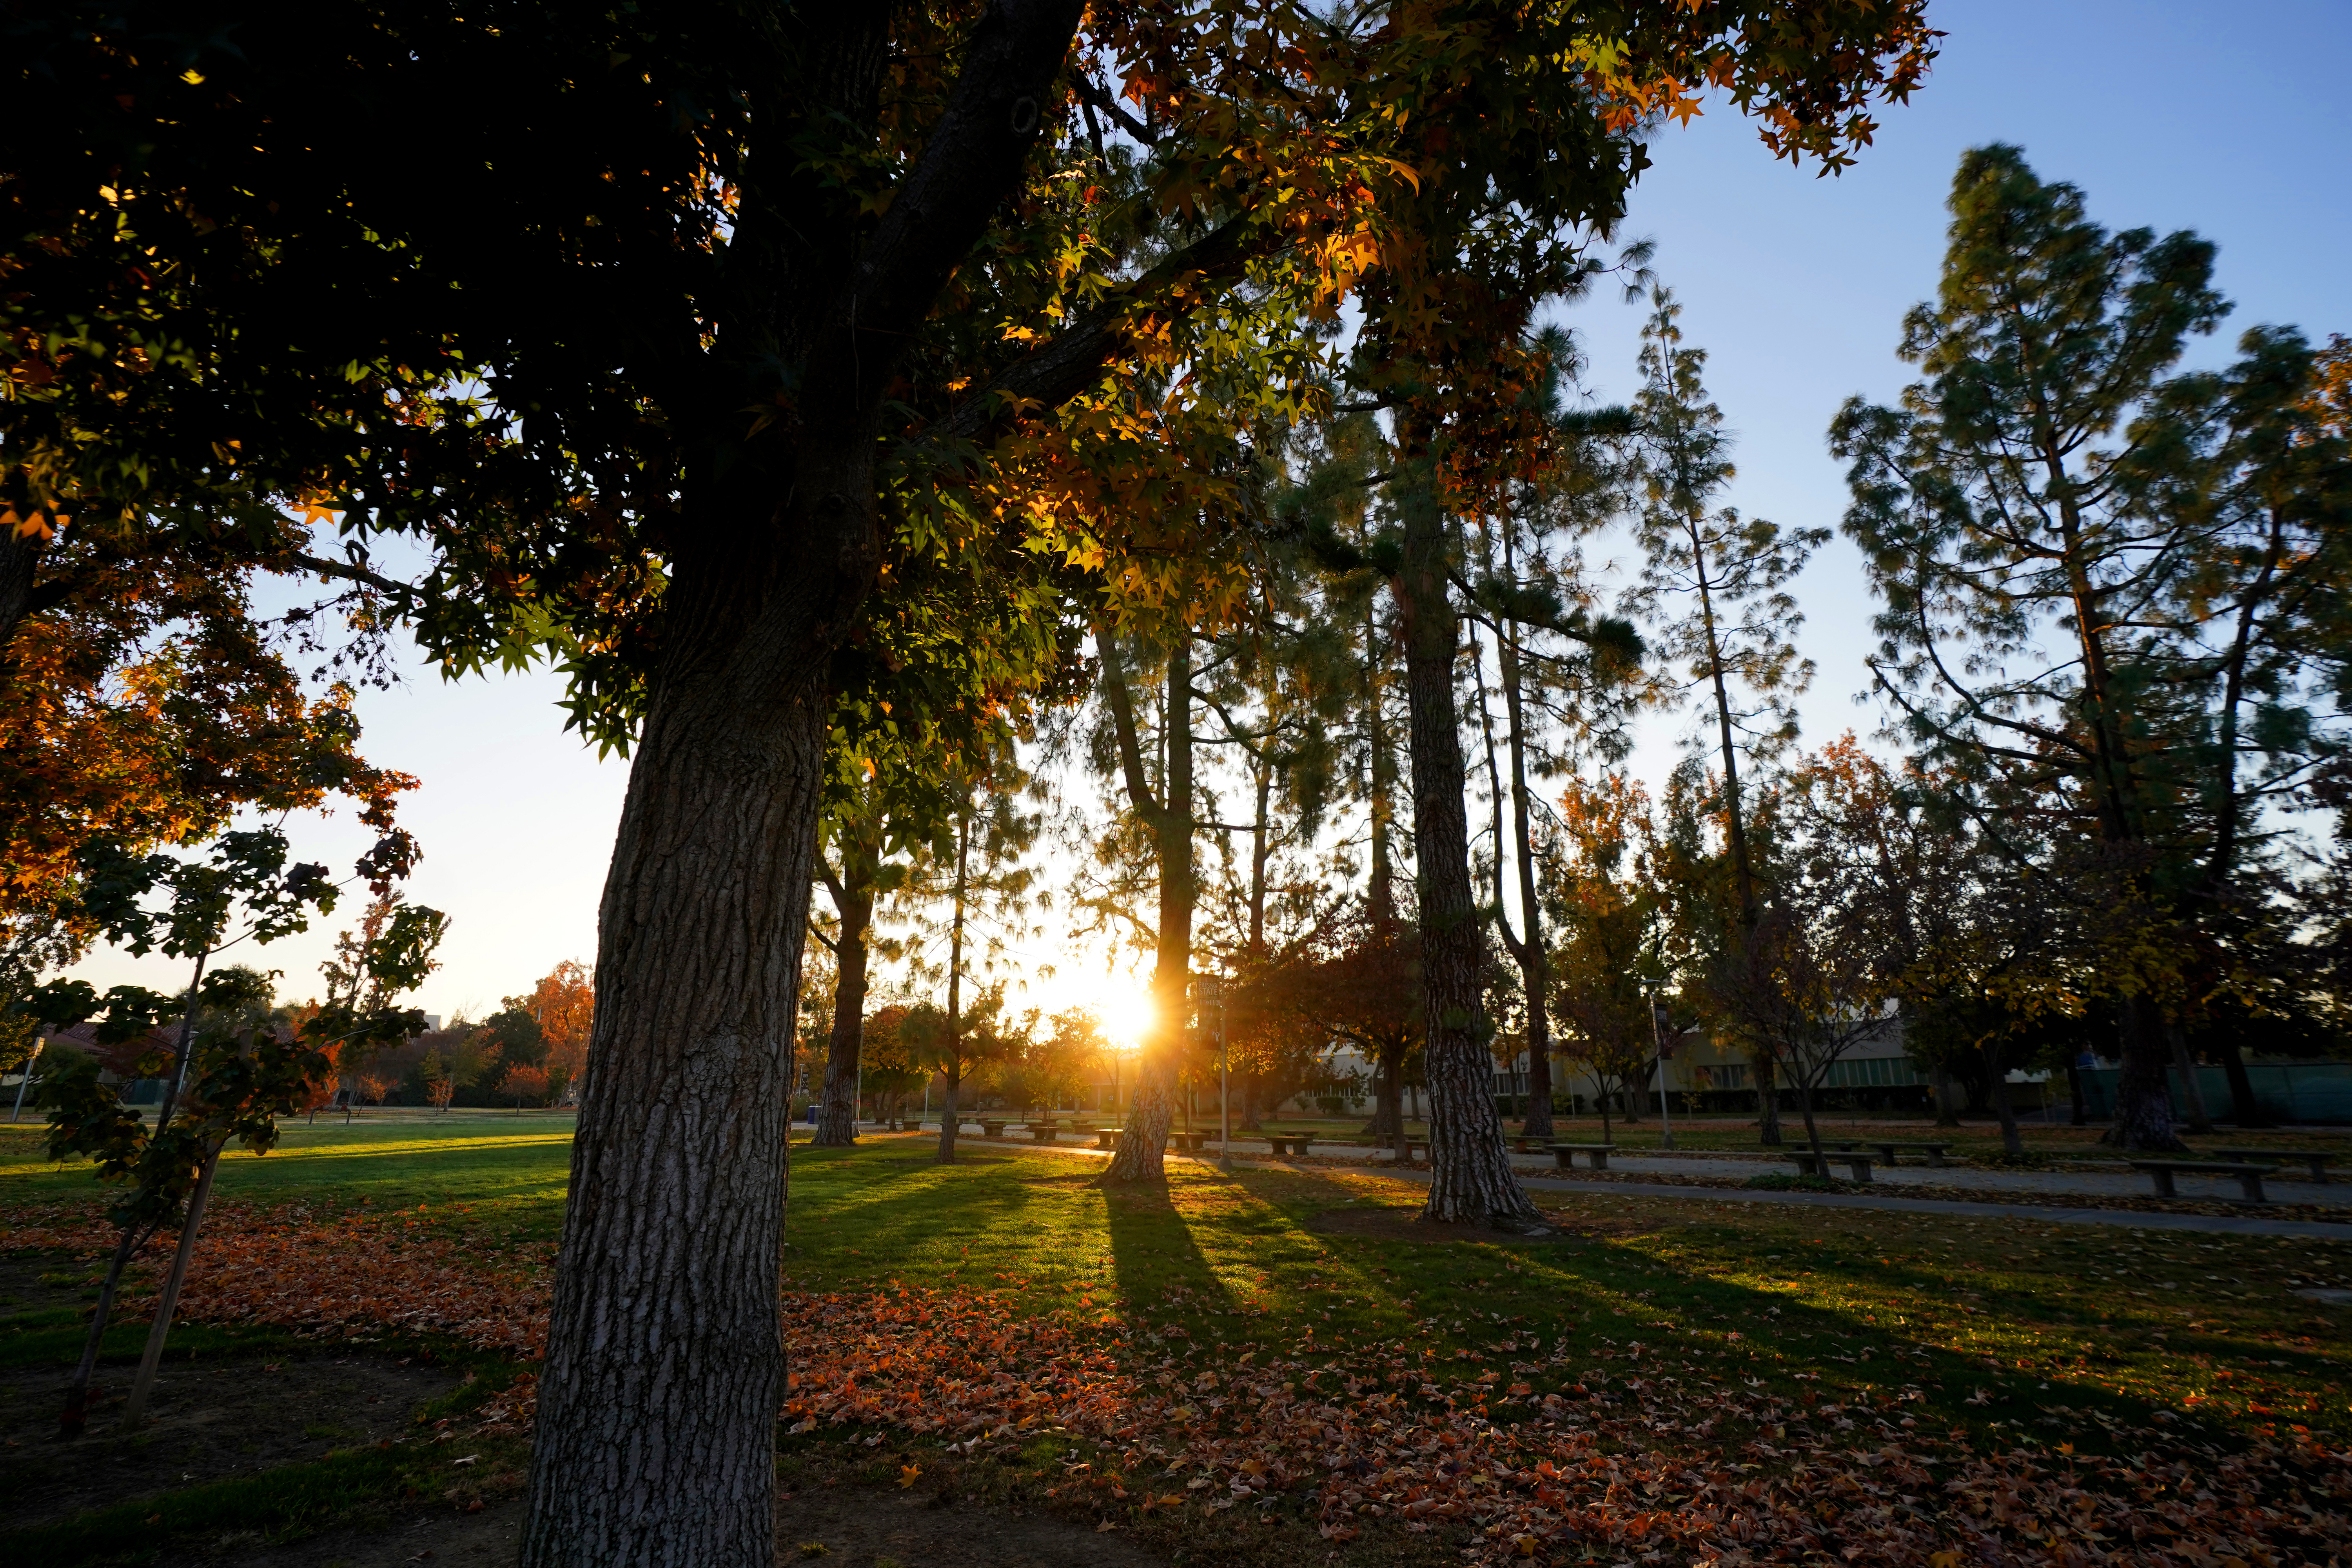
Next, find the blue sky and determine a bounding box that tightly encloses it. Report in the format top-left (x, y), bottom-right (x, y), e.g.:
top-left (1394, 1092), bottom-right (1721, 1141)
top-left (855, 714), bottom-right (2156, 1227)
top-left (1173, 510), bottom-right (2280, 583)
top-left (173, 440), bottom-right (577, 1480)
top-left (67, 0), bottom-right (2352, 1026)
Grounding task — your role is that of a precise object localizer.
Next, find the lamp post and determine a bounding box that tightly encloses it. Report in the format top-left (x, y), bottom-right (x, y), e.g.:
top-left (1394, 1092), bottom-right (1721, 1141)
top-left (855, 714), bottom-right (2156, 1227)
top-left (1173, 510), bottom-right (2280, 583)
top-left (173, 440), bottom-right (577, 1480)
top-left (9, 1034), bottom-right (41, 1123)
top-left (1636, 955), bottom-right (1675, 1151)
top-left (1197, 975), bottom-right (1232, 1173)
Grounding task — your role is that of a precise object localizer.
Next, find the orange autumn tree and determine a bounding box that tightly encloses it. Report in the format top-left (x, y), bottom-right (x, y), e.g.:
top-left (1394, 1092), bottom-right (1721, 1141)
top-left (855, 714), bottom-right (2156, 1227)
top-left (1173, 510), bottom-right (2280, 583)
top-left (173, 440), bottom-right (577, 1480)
top-left (521, 961), bottom-right (594, 1106)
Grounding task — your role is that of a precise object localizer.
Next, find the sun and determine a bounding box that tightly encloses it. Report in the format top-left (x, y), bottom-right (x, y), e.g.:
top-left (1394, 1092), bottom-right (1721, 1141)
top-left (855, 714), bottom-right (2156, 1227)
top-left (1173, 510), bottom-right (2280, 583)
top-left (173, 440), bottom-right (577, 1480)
top-left (1029, 960), bottom-right (1155, 1049)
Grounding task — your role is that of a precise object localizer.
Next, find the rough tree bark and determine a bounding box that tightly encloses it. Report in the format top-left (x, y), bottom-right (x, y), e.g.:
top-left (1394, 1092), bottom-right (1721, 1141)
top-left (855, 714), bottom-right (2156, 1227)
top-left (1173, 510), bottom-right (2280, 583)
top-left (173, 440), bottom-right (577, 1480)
top-left (520, 8), bottom-right (1087, 1564)
top-left (1101, 630), bottom-right (1192, 1183)
top-left (1392, 483), bottom-right (1542, 1229)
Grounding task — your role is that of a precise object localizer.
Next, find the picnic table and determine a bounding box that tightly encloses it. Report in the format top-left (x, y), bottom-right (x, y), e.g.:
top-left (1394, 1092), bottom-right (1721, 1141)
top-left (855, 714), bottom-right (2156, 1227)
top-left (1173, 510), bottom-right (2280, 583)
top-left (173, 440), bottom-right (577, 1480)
top-left (2130, 1159), bottom-right (2274, 1202)
top-left (2216, 1148), bottom-right (2334, 1183)
top-left (1864, 1141), bottom-right (1953, 1168)
top-left (1545, 1142), bottom-right (1616, 1172)
top-left (1264, 1132), bottom-right (1316, 1156)
top-left (1789, 1149), bottom-right (1875, 1182)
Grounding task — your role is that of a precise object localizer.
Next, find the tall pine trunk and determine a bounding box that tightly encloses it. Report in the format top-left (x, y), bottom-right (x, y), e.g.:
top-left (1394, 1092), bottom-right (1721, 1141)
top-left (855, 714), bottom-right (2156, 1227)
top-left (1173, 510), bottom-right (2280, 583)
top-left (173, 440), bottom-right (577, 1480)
top-left (1393, 485), bottom-right (1541, 1229)
top-left (936, 805), bottom-right (970, 1164)
top-left (1500, 628), bottom-right (1554, 1140)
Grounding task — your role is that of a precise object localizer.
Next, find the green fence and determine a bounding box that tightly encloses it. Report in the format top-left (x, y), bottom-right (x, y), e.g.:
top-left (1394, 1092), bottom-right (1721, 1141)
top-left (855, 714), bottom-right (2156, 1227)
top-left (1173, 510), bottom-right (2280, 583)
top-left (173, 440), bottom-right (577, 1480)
top-left (2074, 1062), bottom-right (2352, 1125)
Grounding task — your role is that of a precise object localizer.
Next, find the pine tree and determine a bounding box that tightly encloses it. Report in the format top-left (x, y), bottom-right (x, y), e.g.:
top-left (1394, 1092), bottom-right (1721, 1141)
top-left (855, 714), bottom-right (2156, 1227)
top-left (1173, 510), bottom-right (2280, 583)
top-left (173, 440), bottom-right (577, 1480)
top-left (1624, 287), bottom-right (1826, 1145)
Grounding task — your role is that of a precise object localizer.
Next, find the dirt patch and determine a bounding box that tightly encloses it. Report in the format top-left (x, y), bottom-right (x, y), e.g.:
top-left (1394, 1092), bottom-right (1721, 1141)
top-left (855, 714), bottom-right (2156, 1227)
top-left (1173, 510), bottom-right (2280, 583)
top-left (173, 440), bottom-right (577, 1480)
top-left (174, 1482), bottom-right (1169, 1568)
top-left (1305, 1207), bottom-right (1652, 1244)
top-left (0, 1352), bottom-right (463, 1529)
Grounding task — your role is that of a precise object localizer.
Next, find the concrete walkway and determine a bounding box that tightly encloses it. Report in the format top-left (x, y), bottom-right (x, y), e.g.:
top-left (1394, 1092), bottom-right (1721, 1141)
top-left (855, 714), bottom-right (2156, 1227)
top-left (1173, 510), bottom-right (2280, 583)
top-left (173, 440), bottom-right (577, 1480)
top-left (1503, 1148), bottom-right (2352, 1209)
top-left (914, 1132), bottom-right (2352, 1241)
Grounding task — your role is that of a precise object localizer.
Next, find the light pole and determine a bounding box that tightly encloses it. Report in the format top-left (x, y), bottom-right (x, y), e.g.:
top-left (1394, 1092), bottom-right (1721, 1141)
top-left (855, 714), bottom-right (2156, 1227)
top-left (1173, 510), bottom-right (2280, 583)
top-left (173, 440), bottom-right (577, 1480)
top-left (9, 1034), bottom-right (41, 1123)
top-left (1214, 977), bottom-right (1232, 1173)
top-left (1637, 955), bottom-right (1675, 1151)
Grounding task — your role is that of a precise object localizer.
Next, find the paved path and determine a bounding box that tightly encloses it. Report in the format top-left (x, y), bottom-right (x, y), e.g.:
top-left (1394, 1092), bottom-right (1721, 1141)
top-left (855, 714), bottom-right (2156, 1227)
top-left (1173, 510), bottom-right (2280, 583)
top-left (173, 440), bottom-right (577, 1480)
top-left (1515, 1149), bottom-right (2352, 1209)
top-left (898, 1131), bottom-right (2352, 1241)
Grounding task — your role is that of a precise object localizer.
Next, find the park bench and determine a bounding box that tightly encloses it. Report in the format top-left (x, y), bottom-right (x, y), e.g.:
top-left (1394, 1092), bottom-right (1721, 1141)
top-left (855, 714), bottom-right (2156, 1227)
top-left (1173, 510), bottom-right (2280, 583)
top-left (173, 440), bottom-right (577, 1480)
top-left (1093, 1128), bottom-right (1119, 1150)
top-left (978, 1119), bottom-right (1008, 1138)
top-left (1027, 1120), bottom-right (1062, 1143)
top-left (1865, 1141), bottom-right (1953, 1168)
top-left (1546, 1143), bottom-right (1616, 1172)
top-left (1790, 1150), bottom-right (1875, 1182)
top-left (2130, 1160), bottom-right (2274, 1202)
top-left (2216, 1149), bottom-right (2334, 1183)
top-left (1264, 1132), bottom-right (1316, 1156)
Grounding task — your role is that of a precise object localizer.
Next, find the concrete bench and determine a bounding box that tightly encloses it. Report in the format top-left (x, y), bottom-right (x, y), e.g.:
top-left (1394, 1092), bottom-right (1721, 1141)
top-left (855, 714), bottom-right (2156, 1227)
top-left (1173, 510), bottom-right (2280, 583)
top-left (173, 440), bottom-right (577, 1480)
top-left (1025, 1121), bottom-right (1061, 1143)
top-left (2131, 1160), bottom-right (2272, 1202)
top-left (1546, 1143), bottom-right (1616, 1171)
top-left (978, 1120), bottom-right (1008, 1138)
top-left (2216, 1149), bottom-right (2332, 1183)
top-left (1866, 1141), bottom-right (1953, 1168)
top-left (1092, 1128), bottom-right (1119, 1150)
top-left (1791, 1150), bottom-right (1875, 1182)
top-left (1265, 1133), bottom-right (1316, 1156)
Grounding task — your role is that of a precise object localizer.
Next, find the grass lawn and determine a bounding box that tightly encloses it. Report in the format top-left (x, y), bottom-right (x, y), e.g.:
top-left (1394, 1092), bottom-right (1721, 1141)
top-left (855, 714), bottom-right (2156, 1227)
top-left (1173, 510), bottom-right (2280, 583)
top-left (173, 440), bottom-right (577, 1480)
top-left (5, 1118), bottom-right (2350, 1564)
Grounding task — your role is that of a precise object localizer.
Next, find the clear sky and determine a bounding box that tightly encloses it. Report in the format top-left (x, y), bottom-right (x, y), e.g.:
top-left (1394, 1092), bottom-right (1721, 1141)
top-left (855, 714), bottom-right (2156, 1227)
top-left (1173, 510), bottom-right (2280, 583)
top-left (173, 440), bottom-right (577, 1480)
top-left (66, 0), bottom-right (2352, 1029)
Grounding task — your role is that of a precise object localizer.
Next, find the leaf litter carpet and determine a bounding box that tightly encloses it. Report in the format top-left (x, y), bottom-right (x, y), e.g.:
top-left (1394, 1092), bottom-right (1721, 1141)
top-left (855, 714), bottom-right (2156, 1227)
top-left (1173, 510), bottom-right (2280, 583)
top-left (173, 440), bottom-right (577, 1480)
top-left (15, 1201), bottom-right (2352, 1567)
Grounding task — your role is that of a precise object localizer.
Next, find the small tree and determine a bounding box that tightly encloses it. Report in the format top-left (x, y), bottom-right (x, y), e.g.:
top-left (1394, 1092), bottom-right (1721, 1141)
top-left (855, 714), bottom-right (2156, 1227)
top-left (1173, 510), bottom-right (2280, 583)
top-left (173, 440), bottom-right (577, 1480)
top-left (30, 830), bottom-right (443, 1434)
top-left (502, 1062), bottom-right (552, 1112)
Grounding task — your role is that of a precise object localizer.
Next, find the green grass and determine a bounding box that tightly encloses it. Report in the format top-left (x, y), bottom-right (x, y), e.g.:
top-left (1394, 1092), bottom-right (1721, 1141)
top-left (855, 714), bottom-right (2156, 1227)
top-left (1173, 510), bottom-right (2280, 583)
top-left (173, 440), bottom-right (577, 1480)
top-left (6, 1117), bottom-right (2350, 1564)
top-left (0, 1112), bottom-right (577, 1240)
top-left (780, 1136), bottom-right (2352, 1446)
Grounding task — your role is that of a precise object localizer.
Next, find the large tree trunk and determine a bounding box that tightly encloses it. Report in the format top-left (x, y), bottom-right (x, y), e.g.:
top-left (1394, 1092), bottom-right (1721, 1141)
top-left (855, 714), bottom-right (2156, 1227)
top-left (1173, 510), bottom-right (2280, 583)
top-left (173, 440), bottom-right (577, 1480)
top-left (2167, 1019), bottom-right (2214, 1135)
top-left (813, 886), bottom-right (871, 1147)
top-left (1929, 1060), bottom-right (1964, 1128)
top-left (1393, 486), bottom-right (1541, 1229)
top-left (2102, 998), bottom-right (2187, 1153)
top-left (2215, 1037), bottom-right (2269, 1128)
top-left (521, 532), bottom-right (844, 1566)
top-left (1104, 634), bottom-right (1192, 1183)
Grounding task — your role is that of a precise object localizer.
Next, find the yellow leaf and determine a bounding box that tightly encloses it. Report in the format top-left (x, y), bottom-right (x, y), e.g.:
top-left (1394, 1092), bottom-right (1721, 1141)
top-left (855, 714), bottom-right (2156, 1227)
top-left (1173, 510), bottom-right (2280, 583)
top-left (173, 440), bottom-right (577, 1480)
top-left (898, 1464), bottom-right (921, 1489)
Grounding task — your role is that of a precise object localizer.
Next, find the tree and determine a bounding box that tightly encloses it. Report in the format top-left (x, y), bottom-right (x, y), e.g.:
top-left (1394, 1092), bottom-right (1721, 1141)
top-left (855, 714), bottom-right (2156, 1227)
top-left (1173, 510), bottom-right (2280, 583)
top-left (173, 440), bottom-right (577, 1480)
top-left (856, 1005), bottom-right (924, 1123)
top-left (9, 5), bottom-right (1940, 1555)
top-left (893, 741), bottom-right (1041, 1162)
top-left (1622, 287), bottom-right (1827, 1145)
top-left (1464, 352), bottom-right (1641, 1141)
top-left (809, 782), bottom-right (910, 1147)
top-left (503, 1062), bottom-right (553, 1111)
top-left (28, 829), bottom-right (444, 1435)
top-left (1830, 145), bottom-right (2350, 1152)
top-left (519, 962), bottom-right (593, 1107)
top-left (1093, 626), bottom-right (1201, 1183)
top-left (1548, 774), bottom-right (1664, 1139)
